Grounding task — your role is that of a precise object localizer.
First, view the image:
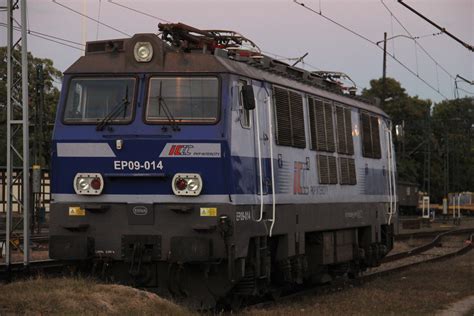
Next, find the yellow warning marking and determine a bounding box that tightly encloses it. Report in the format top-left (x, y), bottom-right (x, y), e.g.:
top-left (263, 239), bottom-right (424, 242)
top-left (200, 207), bottom-right (217, 217)
top-left (69, 206), bottom-right (85, 216)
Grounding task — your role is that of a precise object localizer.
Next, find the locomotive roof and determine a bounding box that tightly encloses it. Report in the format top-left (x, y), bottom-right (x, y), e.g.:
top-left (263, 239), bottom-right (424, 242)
top-left (65, 33), bottom-right (388, 118)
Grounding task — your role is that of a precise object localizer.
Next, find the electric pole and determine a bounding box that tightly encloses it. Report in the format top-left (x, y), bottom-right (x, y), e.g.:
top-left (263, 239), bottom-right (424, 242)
top-left (6, 0), bottom-right (30, 266)
top-left (382, 32), bottom-right (387, 107)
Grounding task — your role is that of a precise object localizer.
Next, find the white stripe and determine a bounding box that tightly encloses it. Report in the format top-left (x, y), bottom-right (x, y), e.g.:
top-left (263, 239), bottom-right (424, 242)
top-left (57, 143), bottom-right (116, 157)
top-left (52, 193), bottom-right (391, 205)
top-left (52, 193), bottom-right (231, 204)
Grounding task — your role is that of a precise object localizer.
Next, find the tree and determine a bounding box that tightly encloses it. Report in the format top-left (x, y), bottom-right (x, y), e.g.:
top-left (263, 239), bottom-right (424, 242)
top-left (362, 77), bottom-right (431, 186)
top-left (363, 77), bottom-right (473, 202)
top-left (0, 46), bottom-right (62, 167)
top-left (431, 97), bottom-right (474, 200)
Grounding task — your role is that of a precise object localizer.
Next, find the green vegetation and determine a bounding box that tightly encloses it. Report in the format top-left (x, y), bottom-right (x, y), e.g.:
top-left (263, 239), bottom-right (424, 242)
top-left (0, 46), bottom-right (62, 167)
top-left (363, 78), bottom-right (473, 202)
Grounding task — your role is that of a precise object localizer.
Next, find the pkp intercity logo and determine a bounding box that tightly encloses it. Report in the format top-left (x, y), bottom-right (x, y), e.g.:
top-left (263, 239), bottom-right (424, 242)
top-left (159, 143), bottom-right (221, 158)
top-left (168, 144), bottom-right (194, 156)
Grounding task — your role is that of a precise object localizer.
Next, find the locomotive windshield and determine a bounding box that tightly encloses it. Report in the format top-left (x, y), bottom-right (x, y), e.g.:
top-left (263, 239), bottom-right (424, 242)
top-left (63, 77), bottom-right (135, 123)
top-left (146, 77), bottom-right (219, 124)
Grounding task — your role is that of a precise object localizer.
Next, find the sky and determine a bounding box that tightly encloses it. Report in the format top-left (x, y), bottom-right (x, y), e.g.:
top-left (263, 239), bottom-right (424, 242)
top-left (1, 0), bottom-right (473, 103)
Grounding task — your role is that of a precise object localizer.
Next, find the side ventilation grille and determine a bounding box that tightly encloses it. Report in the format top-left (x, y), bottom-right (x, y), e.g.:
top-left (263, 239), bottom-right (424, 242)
top-left (273, 86), bottom-right (306, 148)
top-left (317, 154), bottom-right (338, 184)
top-left (336, 105), bottom-right (354, 155)
top-left (309, 97), bottom-right (335, 152)
top-left (274, 87), bottom-right (292, 146)
top-left (289, 91), bottom-right (306, 148)
top-left (360, 111), bottom-right (381, 159)
top-left (339, 157), bottom-right (357, 185)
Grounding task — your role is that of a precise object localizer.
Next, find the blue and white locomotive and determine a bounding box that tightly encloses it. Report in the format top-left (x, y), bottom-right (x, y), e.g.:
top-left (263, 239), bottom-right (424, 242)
top-left (50, 23), bottom-right (397, 308)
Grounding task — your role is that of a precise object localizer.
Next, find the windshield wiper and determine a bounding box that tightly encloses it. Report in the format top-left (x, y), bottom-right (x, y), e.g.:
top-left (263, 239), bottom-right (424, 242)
top-left (96, 87), bottom-right (130, 131)
top-left (157, 81), bottom-right (180, 131)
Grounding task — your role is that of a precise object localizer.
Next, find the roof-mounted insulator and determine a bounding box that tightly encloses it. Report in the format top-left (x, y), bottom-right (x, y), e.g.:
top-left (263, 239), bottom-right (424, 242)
top-left (158, 22), bottom-right (261, 56)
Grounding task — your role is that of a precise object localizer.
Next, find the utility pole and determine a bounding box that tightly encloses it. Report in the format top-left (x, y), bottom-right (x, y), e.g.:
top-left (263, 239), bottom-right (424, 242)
top-left (6, 0), bottom-right (30, 266)
top-left (32, 64), bottom-right (44, 234)
top-left (444, 128), bottom-right (449, 199)
top-left (382, 32), bottom-right (387, 107)
top-left (422, 108), bottom-right (431, 197)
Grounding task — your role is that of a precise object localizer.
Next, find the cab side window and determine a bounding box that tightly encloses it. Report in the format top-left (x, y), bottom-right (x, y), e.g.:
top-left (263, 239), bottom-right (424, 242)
top-left (238, 80), bottom-right (251, 129)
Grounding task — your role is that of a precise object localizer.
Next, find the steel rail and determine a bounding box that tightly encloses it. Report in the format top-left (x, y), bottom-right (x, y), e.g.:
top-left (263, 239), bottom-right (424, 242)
top-left (248, 231), bottom-right (473, 311)
top-left (364, 232), bottom-right (473, 282)
top-left (0, 234), bottom-right (49, 244)
top-left (383, 228), bottom-right (474, 263)
top-left (0, 259), bottom-right (68, 282)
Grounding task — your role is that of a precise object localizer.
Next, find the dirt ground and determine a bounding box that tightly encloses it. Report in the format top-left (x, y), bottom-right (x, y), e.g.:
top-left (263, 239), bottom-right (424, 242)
top-left (242, 250), bottom-right (474, 316)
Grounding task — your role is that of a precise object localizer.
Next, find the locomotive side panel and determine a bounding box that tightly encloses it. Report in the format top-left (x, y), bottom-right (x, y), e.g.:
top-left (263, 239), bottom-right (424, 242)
top-left (227, 77), bottom-right (395, 271)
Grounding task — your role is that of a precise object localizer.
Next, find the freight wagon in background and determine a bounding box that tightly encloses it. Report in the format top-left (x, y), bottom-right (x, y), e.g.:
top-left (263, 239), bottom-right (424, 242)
top-left (47, 23), bottom-right (397, 308)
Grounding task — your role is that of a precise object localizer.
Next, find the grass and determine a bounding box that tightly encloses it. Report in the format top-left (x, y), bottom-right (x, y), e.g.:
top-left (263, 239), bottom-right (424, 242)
top-left (0, 277), bottom-right (192, 315)
top-left (0, 250), bottom-right (472, 315)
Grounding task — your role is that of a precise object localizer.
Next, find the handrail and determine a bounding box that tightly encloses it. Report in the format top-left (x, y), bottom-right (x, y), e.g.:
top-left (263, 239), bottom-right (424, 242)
top-left (267, 95), bottom-right (277, 237)
top-left (254, 87), bottom-right (264, 222)
top-left (386, 121), bottom-right (397, 225)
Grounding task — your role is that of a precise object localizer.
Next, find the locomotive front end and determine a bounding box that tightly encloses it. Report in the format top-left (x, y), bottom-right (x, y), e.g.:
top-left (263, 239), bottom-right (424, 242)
top-left (49, 34), bottom-right (240, 307)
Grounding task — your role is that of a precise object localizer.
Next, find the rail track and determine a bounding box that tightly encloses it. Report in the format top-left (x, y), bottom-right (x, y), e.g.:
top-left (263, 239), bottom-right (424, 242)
top-left (248, 229), bottom-right (473, 311)
top-left (0, 229), bottom-right (472, 311)
top-left (0, 259), bottom-right (69, 282)
top-left (0, 233), bottom-right (49, 245)
top-left (383, 227), bottom-right (474, 263)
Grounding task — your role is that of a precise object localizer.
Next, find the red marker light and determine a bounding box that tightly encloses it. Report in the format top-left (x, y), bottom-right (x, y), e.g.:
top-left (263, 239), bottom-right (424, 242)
top-left (175, 178), bottom-right (187, 191)
top-left (91, 178), bottom-right (102, 190)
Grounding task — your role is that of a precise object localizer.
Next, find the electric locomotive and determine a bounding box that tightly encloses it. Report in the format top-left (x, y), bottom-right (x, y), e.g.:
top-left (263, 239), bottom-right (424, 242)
top-left (50, 23), bottom-right (397, 308)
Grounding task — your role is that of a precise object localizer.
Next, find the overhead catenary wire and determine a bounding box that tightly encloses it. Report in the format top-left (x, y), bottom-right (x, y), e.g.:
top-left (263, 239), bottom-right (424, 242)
top-left (260, 50), bottom-right (332, 76)
top-left (456, 87), bottom-right (474, 96)
top-left (28, 32), bottom-right (84, 51)
top-left (380, 1), bottom-right (455, 81)
top-left (454, 75), bottom-right (474, 98)
top-left (52, 0), bottom-right (130, 37)
top-left (293, 0), bottom-right (450, 99)
top-left (398, 0), bottom-right (474, 52)
top-left (416, 31), bottom-right (444, 39)
top-left (0, 22), bottom-right (85, 51)
top-left (107, 0), bottom-right (171, 23)
top-left (381, 1), bottom-right (474, 97)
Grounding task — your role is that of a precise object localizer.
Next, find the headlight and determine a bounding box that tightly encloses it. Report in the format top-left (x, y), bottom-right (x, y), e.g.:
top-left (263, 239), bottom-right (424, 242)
top-left (172, 173), bottom-right (203, 196)
top-left (134, 42), bottom-right (153, 62)
top-left (73, 173), bottom-right (104, 195)
top-left (77, 178), bottom-right (90, 191)
top-left (187, 178), bottom-right (200, 191)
